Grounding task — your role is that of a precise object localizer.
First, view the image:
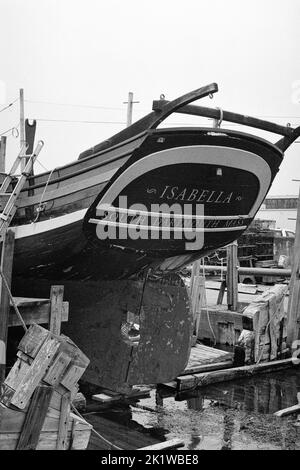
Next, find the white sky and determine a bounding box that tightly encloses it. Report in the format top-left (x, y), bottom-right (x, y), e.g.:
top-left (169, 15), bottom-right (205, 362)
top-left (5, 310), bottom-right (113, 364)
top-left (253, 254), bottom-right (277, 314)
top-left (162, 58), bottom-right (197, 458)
top-left (0, 0), bottom-right (299, 194)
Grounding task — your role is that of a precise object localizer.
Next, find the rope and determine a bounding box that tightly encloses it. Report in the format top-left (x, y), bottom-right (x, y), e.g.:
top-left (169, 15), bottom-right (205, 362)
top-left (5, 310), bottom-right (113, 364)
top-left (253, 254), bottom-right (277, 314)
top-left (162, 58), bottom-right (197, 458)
top-left (33, 167), bottom-right (56, 223)
top-left (70, 403), bottom-right (123, 450)
top-left (0, 267), bottom-right (27, 332)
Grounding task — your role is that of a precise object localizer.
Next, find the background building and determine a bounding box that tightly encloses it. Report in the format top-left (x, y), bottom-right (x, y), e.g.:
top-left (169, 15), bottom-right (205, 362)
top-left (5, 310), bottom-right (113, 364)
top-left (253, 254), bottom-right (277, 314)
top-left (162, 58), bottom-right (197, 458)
top-left (256, 195), bottom-right (297, 232)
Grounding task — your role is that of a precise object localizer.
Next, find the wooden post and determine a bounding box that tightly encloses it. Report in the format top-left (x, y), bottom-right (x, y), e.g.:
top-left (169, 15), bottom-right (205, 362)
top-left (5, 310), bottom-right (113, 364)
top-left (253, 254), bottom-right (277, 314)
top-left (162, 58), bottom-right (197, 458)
top-left (49, 286), bottom-right (64, 335)
top-left (190, 260), bottom-right (207, 342)
top-left (0, 136), bottom-right (6, 173)
top-left (287, 187), bottom-right (300, 349)
top-left (57, 392), bottom-right (71, 450)
top-left (226, 242), bottom-right (238, 311)
top-left (16, 385), bottom-right (53, 450)
top-left (0, 230), bottom-right (15, 383)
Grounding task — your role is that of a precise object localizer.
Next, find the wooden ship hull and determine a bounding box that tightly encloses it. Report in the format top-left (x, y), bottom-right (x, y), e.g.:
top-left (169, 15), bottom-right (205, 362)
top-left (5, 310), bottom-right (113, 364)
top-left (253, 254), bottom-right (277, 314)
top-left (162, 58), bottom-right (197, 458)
top-left (9, 82), bottom-right (297, 282)
top-left (8, 83), bottom-right (300, 391)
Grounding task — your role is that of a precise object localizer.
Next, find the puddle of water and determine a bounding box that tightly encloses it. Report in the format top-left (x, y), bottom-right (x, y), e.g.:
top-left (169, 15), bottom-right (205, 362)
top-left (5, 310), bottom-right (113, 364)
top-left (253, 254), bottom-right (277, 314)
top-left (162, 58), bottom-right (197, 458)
top-left (85, 369), bottom-right (300, 450)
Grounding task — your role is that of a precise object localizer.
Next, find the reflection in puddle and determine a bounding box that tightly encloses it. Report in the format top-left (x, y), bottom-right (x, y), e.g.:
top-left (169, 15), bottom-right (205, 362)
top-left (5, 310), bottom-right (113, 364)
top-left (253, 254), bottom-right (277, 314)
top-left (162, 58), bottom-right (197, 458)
top-left (86, 369), bottom-right (300, 450)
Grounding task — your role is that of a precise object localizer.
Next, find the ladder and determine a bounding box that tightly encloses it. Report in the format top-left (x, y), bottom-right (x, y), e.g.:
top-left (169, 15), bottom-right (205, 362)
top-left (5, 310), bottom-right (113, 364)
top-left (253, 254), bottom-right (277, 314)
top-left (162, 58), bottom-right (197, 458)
top-left (0, 140), bottom-right (44, 240)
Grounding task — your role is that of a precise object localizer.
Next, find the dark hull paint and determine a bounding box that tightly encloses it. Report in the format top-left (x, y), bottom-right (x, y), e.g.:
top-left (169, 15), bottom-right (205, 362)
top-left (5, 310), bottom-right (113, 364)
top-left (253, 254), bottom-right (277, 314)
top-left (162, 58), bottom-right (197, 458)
top-left (11, 129), bottom-right (282, 281)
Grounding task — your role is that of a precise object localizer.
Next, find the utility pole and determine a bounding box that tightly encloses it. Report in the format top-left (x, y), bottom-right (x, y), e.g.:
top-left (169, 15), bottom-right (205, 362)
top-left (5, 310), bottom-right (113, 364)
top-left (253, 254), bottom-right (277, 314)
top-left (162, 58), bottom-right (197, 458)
top-left (0, 136), bottom-right (6, 173)
top-left (123, 92), bottom-right (139, 127)
top-left (19, 88), bottom-right (26, 170)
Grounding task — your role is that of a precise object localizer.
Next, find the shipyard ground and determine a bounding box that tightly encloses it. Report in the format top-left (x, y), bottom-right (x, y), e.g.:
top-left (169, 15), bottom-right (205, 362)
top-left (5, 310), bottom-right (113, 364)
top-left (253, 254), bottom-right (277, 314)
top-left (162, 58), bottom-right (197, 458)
top-left (86, 368), bottom-right (300, 450)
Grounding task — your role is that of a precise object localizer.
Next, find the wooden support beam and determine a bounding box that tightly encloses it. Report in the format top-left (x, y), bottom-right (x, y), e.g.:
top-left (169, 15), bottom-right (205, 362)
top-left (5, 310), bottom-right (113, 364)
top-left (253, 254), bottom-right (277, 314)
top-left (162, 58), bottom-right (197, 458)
top-left (16, 385), bottom-right (53, 450)
top-left (274, 393), bottom-right (300, 417)
top-left (57, 392), bottom-right (71, 450)
top-left (8, 299), bottom-right (69, 328)
top-left (226, 242), bottom-right (238, 311)
top-left (287, 188), bottom-right (300, 349)
top-left (49, 286), bottom-right (64, 335)
top-left (0, 230), bottom-right (15, 383)
top-left (176, 357), bottom-right (300, 391)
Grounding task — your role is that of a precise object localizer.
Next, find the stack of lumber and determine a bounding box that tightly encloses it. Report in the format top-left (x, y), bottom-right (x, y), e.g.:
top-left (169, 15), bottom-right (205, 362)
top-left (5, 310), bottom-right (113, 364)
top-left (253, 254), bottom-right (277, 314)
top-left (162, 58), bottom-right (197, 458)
top-left (241, 284), bottom-right (288, 363)
top-left (0, 323), bottom-right (92, 450)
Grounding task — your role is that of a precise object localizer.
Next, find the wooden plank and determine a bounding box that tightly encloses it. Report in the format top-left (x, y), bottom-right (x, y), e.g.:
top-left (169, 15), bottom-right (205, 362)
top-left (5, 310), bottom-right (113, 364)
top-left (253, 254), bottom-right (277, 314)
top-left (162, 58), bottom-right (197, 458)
top-left (49, 286), bottom-right (64, 335)
top-left (8, 301), bottom-right (69, 327)
top-left (217, 280), bottom-right (226, 305)
top-left (10, 335), bottom-right (60, 409)
top-left (70, 414), bottom-right (93, 450)
top-left (0, 230), bottom-right (15, 382)
top-left (183, 359), bottom-right (233, 375)
top-left (43, 351), bottom-right (72, 386)
top-left (274, 404), bottom-right (300, 417)
top-left (139, 438), bottom-right (184, 450)
top-left (92, 393), bottom-right (122, 404)
top-left (57, 393), bottom-right (70, 450)
top-left (152, 99), bottom-right (293, 137)
top-left (287, 187), bottom-right (300, 348)
top-left (72, 392), bottom-right (86, 412)
top-left (18, 324), bottom-right (49, 358)
top-left (16, 385), bottom-right (53, 450)
top-left (5, 358), bottom-right (31, 391)
top-left (177, 358), bottom-right (300, 391)
top-left (60, 363), bottom-right (87, 391)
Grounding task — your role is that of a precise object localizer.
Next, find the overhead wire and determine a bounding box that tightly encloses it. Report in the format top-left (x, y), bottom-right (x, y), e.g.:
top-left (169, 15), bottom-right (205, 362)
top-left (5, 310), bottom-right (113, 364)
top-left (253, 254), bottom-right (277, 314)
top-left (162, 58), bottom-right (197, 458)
top-left (27, 118), bottom-right (126, 125)
top-left (25, 99), bottom-right (125, 111)
top-left (0, 97), bottom-right (19, 114)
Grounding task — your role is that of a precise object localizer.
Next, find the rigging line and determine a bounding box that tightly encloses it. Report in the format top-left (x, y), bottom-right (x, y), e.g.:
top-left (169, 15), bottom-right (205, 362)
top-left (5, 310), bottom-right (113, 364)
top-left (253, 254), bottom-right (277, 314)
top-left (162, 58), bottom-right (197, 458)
top-left (33, 167), bottom-right (56, 223)
top-left (0, 97), bottom-right (19, 114)
top-left (25, 99), bottom-right (125, 111)
top-left (0, 125), bottom-right (19, 138)
top-left (35, 158), bottom-right (50, 172)
top-left (29, 118), bottom-right (126, 124)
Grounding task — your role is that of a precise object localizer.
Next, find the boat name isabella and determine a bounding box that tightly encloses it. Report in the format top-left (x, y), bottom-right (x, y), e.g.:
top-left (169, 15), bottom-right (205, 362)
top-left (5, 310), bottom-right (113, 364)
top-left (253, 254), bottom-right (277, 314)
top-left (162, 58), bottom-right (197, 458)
top-left (156, 185), bottom-right (242, 203)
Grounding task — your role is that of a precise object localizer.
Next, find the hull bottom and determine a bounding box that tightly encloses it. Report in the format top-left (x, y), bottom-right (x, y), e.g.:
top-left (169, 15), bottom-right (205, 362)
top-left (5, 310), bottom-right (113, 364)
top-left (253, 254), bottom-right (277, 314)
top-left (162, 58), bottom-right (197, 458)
top-left (13, 274), bottom-right (192, 391)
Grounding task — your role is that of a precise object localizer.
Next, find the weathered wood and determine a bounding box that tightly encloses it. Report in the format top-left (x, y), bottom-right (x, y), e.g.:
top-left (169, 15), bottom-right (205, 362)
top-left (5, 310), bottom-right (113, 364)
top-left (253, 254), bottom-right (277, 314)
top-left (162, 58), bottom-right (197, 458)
top-left (72, 392), bottom-right (86, 412)
top-left (92, 393), bottom-right (122, 404)
top-left (43, 351), bottom-right (72, 386)
top-left (18, 324), bottom-right (49, 358)
top-left (16, 385), bottom-right (53, 450)
top-left (177, 358), bottom-right (300, 391)
top-left (217, 280), bottom-right (226, 305)
top-left (0, 230), bottom-right (15, 383)
top-left (183, 359), bottom-right (233, 375)
top-left (274, 404), bottom-right (300, 417)
top-left (226, 242), bottom-right (238, 311)
top-left (139, 438), bottom-right (184, 450)
top-left (57, 392), bottom-right (70, 450)
top-left (287, 187), bottom-right (300, 348)
top-left (49, 286), bottom-right (64, 335)
top-left (10, 335), bottom-right (61, 409)
top-left (198, 305), bottom-right (249, 345)
top-left (8, 300), bottom-right (69, 328)
top-left (243, 285), bottom-right (287, 362)
top-left (70, 414), bottom-right (93, 450)
top-left (152, 99), bottom-right (293, 137)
